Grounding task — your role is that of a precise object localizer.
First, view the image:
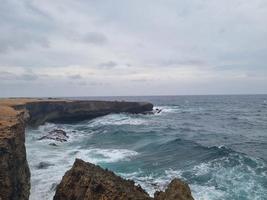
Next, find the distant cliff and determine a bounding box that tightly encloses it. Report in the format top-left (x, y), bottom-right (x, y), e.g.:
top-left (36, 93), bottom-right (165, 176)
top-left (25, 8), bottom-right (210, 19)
top-left (54, 159), bottom-right (194, 200)
top-left (0, 98), bottom-right (153, 200)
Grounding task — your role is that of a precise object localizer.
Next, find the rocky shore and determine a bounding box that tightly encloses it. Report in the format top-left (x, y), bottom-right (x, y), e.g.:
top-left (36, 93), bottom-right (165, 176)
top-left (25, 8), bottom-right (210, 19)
top-left (0, 98), bottom-right (194, 200)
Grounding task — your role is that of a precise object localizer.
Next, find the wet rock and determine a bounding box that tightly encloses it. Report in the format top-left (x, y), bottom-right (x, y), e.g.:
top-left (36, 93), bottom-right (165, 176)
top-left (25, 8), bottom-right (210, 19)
top-left (38, 129), bottom-right (69, 142)
top-left (49, 143), bottom-right (58, 146)
top-left (155, 108), bottom-right (162, 114)
top-left (50, 183), bottom-right (58, 191)
top-left (36, 161), bottom-right (55, 169)
top-left (145, 108), bottom-right (162, 115)
top-left (54, 159), bottom-right (194, 200)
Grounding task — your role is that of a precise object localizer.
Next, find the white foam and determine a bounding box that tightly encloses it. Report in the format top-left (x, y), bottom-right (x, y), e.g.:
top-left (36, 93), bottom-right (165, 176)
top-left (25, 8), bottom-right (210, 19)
top-left (73, 148), bottom-right (139, 163)
top-left (155, 106), bottom-right (179, 114)
top-left (88, 113), bottom-right (146, 126)
top-left (34, 122), bottom-right (94, 143)
top-left (26, 125), bottom-right (139, 200)
top-left (190, 185), bottom-right (225, 200)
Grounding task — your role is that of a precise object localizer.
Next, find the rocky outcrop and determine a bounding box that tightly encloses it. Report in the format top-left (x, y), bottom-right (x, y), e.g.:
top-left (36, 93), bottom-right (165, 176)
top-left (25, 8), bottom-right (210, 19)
top-left (54, 159), bottom-right (194, 200)
top-left (54, 159), bottom-right (152, 200)
top-left (38, 129), bottom-right (69, 142)
top-left (0, 98), bottom-right (153, 200)
top-left (154, 179), bottom-right (194, 200)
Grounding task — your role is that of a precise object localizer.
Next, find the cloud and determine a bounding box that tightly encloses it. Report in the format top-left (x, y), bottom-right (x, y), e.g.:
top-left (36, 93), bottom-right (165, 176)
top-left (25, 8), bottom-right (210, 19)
top-left (20, 73), bottom-right (38, 81)
top-left (98, 61), bottom-right (117, 68)
top-left (0, 71), bottom-right (38, 81)
top-left (69, 74), bottom-right (82, 79)
top-left (82, 32), bottom-right (108, 45)
top-left (0, 0), bottom-right (267, 96)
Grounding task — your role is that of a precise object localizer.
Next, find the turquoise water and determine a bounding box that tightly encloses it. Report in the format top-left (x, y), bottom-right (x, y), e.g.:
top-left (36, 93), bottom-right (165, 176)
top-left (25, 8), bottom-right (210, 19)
top-left (26, 95), bottom-right (267, 200)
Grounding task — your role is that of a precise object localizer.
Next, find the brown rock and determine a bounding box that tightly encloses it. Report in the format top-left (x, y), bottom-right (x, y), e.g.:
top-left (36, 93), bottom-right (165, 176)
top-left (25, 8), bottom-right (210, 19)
top-left (0, 111), bottom-right (30, 200)
top-left (53, 159), bottom-right (152, 200)
top-left (54, 159), bottom-right (194, 200)
top-left (154, 179), bottom-right (194, 200)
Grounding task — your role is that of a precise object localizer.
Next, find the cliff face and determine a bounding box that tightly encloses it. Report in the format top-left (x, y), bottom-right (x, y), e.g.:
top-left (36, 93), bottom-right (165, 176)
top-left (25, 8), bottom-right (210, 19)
top-left (54, 159), bottom-right (194, 200)
top-left (0, 111), bottom-right (30, 200)
top-left (24, 100), bottom-right (153, 126)
top-left (0, 99), bottom-right (153, 200)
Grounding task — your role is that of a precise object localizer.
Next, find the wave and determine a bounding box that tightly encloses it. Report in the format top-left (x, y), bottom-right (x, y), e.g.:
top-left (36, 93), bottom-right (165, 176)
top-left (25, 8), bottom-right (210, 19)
top-left (119, 150), bottom-right (267, 199)
top-left (86, 113), bottom-right (147, 126)
top-left (69, 148), bottom-right (139, 163)
top-left (34, 122), bottom-right (94, 143)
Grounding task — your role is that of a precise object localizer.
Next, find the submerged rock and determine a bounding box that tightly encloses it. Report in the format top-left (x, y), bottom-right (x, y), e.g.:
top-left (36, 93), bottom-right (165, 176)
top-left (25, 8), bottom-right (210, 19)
top-left (49, 143), bottom-right (58, 146)
top-left (50, 183), bottom-right (58, 191)
top-left (36, 161), bottom-right (55, 169)
top-left (145, 108), bottom-right (162, 115)
top-left (54, 159), bottom-right (194, 200)
top-left (38, 129), bottom-right (69, 142)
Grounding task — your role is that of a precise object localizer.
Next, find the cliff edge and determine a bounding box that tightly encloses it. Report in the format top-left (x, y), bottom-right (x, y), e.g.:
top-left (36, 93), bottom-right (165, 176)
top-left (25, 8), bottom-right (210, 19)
top-left (0, 98), bottom-right (153, 200)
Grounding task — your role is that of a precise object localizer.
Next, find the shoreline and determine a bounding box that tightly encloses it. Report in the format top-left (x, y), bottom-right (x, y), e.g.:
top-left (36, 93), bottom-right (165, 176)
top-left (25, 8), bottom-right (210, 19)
top-left (0, 98), bottom-right (153, 200)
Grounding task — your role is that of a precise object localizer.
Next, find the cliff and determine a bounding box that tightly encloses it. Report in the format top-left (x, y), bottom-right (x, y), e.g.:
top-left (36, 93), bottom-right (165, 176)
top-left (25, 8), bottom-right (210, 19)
top-left (0, 111), bottom-right (30, 200)
top-left (0, 98), bottom-right (153, 200)
top-left (54, 159), bottom-right (194, 200)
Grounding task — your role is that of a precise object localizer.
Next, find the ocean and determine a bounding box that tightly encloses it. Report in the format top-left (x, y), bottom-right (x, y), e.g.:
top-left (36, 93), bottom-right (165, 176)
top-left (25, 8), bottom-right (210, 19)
top-left (26, 95), bottom-right (267, 200)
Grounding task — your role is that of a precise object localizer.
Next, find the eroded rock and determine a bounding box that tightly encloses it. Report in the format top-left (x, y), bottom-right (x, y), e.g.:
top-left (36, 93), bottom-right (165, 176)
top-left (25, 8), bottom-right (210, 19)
top-left (154, 179), bottom-right (194, 200)
top-left (38, 129), bottom-right (69, 142)
top-left (54, 159), bottom-right (152, 200)
top-left (54, 159), bottom-right (194, 200)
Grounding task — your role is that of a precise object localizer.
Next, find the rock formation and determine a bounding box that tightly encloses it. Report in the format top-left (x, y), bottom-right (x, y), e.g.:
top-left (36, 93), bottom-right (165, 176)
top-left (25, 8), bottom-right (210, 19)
top-left (0, 98), bottom-right (153, 200)
top-left (0, 111), bottom-right (30, 200)
top-left (154, 179), bottom-right (194, 200)
top-left (38, 129), bottom-right (69, 142)
top-left (54, 159), bottom-right (194, 200)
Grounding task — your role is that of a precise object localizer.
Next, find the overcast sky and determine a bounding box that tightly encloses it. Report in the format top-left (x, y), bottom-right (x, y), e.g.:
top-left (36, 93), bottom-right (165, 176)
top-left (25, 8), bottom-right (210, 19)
top-left (0, 0), bottom-right (267, 97)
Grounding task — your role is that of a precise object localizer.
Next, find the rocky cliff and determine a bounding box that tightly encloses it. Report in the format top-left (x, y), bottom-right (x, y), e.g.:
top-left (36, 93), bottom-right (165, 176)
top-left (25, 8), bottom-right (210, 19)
top-left (54, 159), bottom-right (194, 200)
top-left (0, 98), bottom-right (153, 200)
top-left (0, 111), bottom-right (30, 200)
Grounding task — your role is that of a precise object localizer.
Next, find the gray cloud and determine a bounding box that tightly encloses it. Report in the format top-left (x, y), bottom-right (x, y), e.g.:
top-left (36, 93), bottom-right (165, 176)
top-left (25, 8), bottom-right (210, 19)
top-left (98, 61), bottom-right (117, 68)
top-left (0, 0), bottom-right (267, 96)
top-left (82, 32), bottom-right (108, 45)
top-left (0, 71), bottom-right (38, 81)
top-left (0, 33), bottom-right (49, 54)
top-left (69, 74), bottom-right (82, 79)
top-left (20, 73), bottom-right (38, 81)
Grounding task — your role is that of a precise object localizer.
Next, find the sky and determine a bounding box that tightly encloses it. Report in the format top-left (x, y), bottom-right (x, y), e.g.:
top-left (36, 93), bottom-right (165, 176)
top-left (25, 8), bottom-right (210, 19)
top-left (0, 0), bottom-right (267, 97)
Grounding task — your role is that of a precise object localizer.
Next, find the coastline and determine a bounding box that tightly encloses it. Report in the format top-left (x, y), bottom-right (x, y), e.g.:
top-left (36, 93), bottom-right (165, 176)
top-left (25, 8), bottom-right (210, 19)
top-left (0, 98), bottom-right (154, 200)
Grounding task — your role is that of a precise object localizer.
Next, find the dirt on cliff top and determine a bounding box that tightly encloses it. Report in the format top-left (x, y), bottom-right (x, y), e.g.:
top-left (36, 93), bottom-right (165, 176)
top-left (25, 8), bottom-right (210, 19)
top-left (0, 98), bottom-right (66, 127)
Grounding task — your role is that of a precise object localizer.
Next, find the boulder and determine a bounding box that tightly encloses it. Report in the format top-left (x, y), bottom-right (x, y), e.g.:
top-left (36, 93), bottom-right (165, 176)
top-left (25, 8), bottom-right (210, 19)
top-left (38, 129), bottom-right (69, 142)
